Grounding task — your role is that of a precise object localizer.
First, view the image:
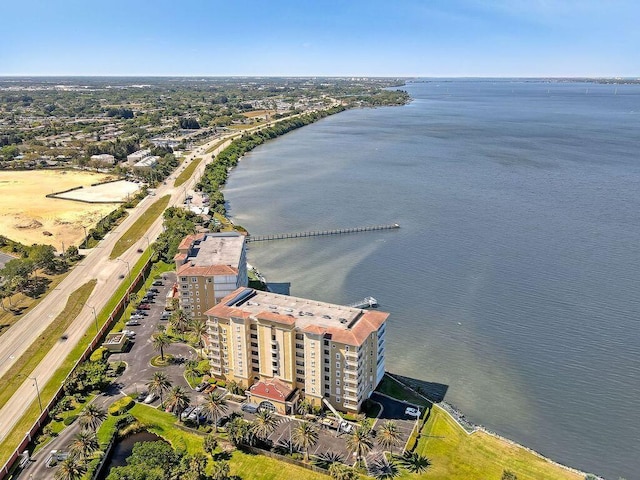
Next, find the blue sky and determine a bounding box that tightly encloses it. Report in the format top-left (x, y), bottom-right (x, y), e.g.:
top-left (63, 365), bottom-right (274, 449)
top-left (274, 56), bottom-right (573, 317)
top-left (2, 0), bottom-right (638, 76)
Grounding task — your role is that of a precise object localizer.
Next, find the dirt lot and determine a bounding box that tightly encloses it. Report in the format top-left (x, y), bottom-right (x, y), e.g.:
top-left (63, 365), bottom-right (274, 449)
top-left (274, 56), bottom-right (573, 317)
top-left (0, 170), bottom-right (122, 249)
top-left (55, 179), bottom-right (139, 202)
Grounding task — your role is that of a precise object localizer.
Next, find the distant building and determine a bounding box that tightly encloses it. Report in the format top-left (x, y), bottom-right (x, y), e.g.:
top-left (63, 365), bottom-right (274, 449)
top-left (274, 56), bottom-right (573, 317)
top-left (204, 288), bottom-right (388, 414)
top-left (132, 156), bottom-right (159, 170)
top-left (174, 232), bottom-right (248, 321)
top-left (90, 153), bottom-right (116, 165)
top-left (126, 149), bottom-right (151, 165)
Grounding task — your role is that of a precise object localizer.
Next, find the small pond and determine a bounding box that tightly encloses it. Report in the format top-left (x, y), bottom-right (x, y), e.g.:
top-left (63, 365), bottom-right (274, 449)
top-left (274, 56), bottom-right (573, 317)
top-left (97, 431), bottom-right (166, 479)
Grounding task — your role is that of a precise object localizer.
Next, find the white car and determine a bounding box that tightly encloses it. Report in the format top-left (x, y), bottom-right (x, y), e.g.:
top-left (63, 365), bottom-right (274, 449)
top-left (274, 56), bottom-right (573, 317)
top-left (340, 421), bottom-right (353, 433)
top-left (405, 407), bottom-right (420, 417)
top-left (144, 393), bottom-right (158, 404)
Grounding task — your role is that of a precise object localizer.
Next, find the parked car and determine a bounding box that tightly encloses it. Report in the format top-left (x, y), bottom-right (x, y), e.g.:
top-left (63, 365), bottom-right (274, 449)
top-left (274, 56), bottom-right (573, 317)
top-left (137, 391), bottom-right (148, 402)
top-left (130, 313), bottom-right (144, 319)
top-left (216, 416), bottom-right (230, 428)
top-left (125, 320), bottom-right (140, 326)
top-left (160, 312), bottom-right (171, 320)
top-left (195, 382), bottom-right (208, 392)
top-left (122, 330), bottom-right (136, 339)
top-left (144, 393), bottom-right (158, 404)
top-left (137, 303), bottom-right (151, 310)
top-left (188, 406), bottom-right (204, 422)
top-left (152, 280), bottom-right (164, 286)
top-left (149, 288), bottom-right (160, 293)
top-left (340, 421), bottom-right (354, 433)
top-left (132, 310), bottom-right (147, 316)
top-left (405, 407), bottom-right (420, 417)
top-left (181, 406), bottom-right (196, 420)
top-left (241, 403), bottom-right (259, 414)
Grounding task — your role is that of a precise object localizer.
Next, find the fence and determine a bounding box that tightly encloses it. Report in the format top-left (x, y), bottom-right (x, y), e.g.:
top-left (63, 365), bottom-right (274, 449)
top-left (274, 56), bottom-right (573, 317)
top-left (0, 256), bottom-right (154, 479)
top-left (238, 444), bottom-right (329, 476)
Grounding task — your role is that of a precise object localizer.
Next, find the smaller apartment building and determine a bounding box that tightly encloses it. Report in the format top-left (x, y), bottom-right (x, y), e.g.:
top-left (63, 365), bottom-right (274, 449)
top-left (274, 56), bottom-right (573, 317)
top-left (204, 288), bottom-right (388, 414)
top-left (174, 232), bottom-right (248, 321)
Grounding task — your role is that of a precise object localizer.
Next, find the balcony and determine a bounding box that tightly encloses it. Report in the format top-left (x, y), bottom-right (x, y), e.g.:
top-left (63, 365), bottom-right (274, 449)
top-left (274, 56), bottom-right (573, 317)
top-left (343, 393), bottom-right (358, 403)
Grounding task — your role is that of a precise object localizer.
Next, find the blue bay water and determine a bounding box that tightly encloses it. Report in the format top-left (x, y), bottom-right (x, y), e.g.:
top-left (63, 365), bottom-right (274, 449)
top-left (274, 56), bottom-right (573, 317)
top-left (223, 80), bottom-right (640, 479)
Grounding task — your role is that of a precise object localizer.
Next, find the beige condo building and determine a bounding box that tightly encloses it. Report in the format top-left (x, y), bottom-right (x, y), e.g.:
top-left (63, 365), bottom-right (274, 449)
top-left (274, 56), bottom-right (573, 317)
top-left (174, 232), bottom-right (248, 321)
top-left (204, 287), bottom-right (388, 414)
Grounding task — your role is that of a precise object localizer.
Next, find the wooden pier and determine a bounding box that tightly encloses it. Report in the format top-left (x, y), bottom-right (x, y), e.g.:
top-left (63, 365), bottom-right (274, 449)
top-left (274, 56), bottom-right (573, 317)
top-left (246, 223), bottom-right (400, 243)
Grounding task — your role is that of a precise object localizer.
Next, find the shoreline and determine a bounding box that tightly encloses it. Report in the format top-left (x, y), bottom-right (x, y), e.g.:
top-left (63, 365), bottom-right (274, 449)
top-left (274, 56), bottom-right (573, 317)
top-left (222, 104), bottom-right (601, 480)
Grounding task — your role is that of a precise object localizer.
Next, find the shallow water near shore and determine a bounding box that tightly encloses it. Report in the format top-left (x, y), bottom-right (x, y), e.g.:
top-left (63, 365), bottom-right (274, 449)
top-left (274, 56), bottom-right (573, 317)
top-left (224, 80), bottom-right (640, 479)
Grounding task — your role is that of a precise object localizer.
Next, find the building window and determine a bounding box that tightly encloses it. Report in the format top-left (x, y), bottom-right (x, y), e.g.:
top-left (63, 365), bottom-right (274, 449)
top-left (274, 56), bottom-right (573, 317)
top-left (336, 380), bottom-right (340, 386)
top-left (296, 333), bottom-right (304, 340)
top-left (324, 340), bottom-right (329, 346)
top-left (336, 371), bottom-right (340, 377)
top-left (295, 343), bottom-right (304, 349)
top-left (336, 397), bottom-right (341, 403)
top-left (336, 353), bottom-right (340, 359)
top-left (181, 277), bottom-right (187, 282)
top-left (325, 375), bottom-right (330, 381)
top-left (324, 367), bottom-right (330, 373)
top-left (311, 388), bottom-right (316, 394)
top-left (191, 277), bottom-right (197, 283)
top-left (297, 369), bottom-right (304, 375)
top-left (251, 342), bottom-right (258, 348)
top-left (250, 334), bottom-right (257, 339)
top-left (336, 387), bottom-right (341, 394)
top-left (336, 362), bottom-right (340, 369)
top-left (324, 349), bottom-right (329, 355)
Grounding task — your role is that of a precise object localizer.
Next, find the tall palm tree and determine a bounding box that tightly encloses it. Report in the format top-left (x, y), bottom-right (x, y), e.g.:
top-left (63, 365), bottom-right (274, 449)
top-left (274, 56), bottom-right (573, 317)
top-left (184, 360), bottom-right (200, 385)
top-left (210, 459), bottom-right (230, 480)
top-left (152, 332), bottom-right (171, 360)
top-left (68, 430), bottom-right (99, 460)
top-left (226, 417), bottom-right (249, 446)
top-left (292, 421), bottom-right (319, 462)
top-left (346, 425), bottom-right (374, 466)
top-left (166, 386), bottom-right (190, 417)
top-left (251, 410), bottom-right (280, 443)
top-left (189, 318), bottom-right (207, 348)
top-left (147, 371), bottom-right (172, 406)
top-left (202, 392), bottom-right (228, 432)
top-left (54, 456), bottom-right (87, 480)
top-left (78, 403), bottom-right (106, 432)
top-left (377, 420), bottom-right (402, 455)
top-left (170, 308), bottom-right (189, 335)
top-left (368, 456), bottom-right (399, 480)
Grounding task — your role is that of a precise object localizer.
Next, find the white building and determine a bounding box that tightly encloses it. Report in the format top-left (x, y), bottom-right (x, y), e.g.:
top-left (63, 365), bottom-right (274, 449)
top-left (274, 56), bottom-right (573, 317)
top-left (132, 156), bottom-right (159, 170)
top-left (90, 154), bottom-right (116, 164)
top-left (126, 149), bottom-right (151, 165)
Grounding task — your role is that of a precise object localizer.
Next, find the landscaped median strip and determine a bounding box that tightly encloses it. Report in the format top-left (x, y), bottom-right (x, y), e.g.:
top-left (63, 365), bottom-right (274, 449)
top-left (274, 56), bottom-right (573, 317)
top-left (109, 195), bottom-right (170, 259)
top-left (174, 157), bottom-right (202, 187)
top-left (0, 248), bottom-right (155, 467)
top-left (0, 279), bottom-right (97, 412)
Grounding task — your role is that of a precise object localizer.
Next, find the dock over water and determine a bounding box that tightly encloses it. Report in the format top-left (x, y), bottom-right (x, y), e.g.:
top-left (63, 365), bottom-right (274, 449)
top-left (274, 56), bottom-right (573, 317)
top-left (246, 223), bottom-right (400, 243)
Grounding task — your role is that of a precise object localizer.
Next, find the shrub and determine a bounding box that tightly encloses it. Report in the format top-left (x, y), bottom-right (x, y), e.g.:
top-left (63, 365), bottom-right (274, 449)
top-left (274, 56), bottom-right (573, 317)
top-left (115, 414), bottom-right (137, 430)
top-left (90, 347), bottom-right (109, 362)
top-left (216, 380), bottom-right (226, 388)
top-left (63, 414), bottom-right (78, 426)
top-left (109, 397), bottom-right (135, 416)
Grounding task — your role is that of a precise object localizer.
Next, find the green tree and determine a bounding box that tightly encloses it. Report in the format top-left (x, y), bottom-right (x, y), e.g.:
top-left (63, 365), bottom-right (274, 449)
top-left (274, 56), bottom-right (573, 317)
top-left (152, 333), bottom-right (171, 360)
top-left (202, 392), bottom-right (228, 432)
top-left (210, 460), bottom-right (230, 480)
top-left (502, 471), bottom-right (518, 480)
top-left (297, 399), bottom-right (313, 415)
top-left (292, 421), bottom-right (319, 462)
top-left (189, 318), bottom-right (207, 348)
top-left (69, 430), bottom-right (99, 460)
top-left (54, 456), bottom-right (87, 480)
top-left (203, 434), bottom-right (218, 457)
top-left (251, 410), bottom-right (280, 442)
top-left (346, 425), bottom-right (374, 465)
top-left (227, 417), bottom-right (251, 446)
top-left (377, 420), bottom-right (402, 455)
top-left (78, 403), bottom-right (106, 432)
top-left (166, 386), bottom-right (190, 417)
top-left (29, 244), bottom-right (57, 273)
top-left (184, 360), bottom-right (200, 384)
top-left (147, 371), bottom-right (171, 406)
top-left (169, 309), bottom-right (189, 335)
top-left (398, 451), bottom-right (431, 474)
top-left (329, 463), bottom-right (358, 480)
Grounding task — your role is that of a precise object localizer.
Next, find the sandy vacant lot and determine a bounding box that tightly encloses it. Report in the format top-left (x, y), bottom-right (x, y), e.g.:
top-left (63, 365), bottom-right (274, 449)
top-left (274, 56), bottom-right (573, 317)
top-left (55, 179), bottom-right (139, 202)
top-left (0, 170), bottom-right (122, 249)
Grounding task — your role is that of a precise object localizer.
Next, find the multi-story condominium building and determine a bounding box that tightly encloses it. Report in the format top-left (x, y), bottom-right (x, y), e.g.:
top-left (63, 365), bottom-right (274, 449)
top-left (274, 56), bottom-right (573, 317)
top-left (174, 232), bottom-right (248, 321)
top-left (204, 287), bottom-right (388, 414)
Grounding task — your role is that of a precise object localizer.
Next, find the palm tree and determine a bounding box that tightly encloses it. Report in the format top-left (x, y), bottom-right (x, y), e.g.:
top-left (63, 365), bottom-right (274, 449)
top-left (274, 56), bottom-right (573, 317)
top-left (292, 421), bottom-right (319, 462)
top-left (170, 308), bottom-right (189, 335)
top-left (189, 318), bottom-right (207, 348)
top-left (184, 360), bottom-right (201, 385)
top-left (203, 434), bottom-right (218, 457)
top-left (251, 410), bottom-right (280, 443)
top-left (210, 460), bottom-right (230, 480)
top-left (313, 451), bottom-right (344, 469)
top-left (68, 430), bottom-right (99, 460)
top-left (346, 425), bottom-right (374, 466)
top-left (202, 392), bottom-right (228, 432)
top-left (147, 371), bottom-right (171, 406)
top-left (78, 403), bottom-right (106, 432)
top-left (152, 332), bottom-right (171, 360)
top-left (54, 456), bottom-right (87, 480)
top-left (189, 452), bottom-right (208, 479)
top-left (227, 417), bottom-right (253, 446)
top-left (377, 420), bottom-right (402, 455)
top-left (297, 399), bottom-right (313, 415)
top-left (398, 451), bottom-right (431, 473)
top-left (166, 386), bottom-right (190, 417)
top-left (368, 456), bottom-right (399, 479)
top-left (328, 463), bottom-right (358, 480)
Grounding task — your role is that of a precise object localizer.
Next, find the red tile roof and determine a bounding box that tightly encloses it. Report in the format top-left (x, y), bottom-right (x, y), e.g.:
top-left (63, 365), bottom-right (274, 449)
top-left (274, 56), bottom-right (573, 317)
top-left (249, 378), bottom-right (295, 403)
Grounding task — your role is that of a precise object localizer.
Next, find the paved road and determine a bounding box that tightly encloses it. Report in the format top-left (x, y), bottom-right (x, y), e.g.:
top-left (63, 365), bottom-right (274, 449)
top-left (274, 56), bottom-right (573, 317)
top-left (0, 133), bottom-right (239, 444)
top-left (0, 252), bottom-right (17, 270)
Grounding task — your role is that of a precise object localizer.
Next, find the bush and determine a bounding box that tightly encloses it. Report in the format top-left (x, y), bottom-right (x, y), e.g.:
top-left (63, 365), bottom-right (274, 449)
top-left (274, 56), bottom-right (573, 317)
top-left (109, 397), bottom-right (135, 416)
top-left (115, 414), bottom-right (137, 430)
top-left (63, 414), bottom-right (78, 426)
top-left (90, 347), bottom-right (109, 362)
top-left (216, 380), bottom-right (226, 388)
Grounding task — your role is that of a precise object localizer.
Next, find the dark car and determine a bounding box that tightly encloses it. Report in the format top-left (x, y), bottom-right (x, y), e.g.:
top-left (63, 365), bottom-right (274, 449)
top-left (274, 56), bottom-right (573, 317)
top-left (195, 382), bottom-right (209, 392)
top-left (149, 288), bottom-right (160, 293)
top-left (216, 416), bottom-right (230, 428)
top-left (137, 303), bottom-right (151, 310)
top-left (152, 280), bottom-right (163, 286)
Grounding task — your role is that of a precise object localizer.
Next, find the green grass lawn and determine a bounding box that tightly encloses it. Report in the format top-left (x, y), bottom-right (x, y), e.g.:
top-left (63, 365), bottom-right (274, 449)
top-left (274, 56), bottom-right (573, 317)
top-left (174, 157), bottom-right (201, 187)
top-left (398, 405), bottom-right (581, 480)
top-left (109, 195), bottom-right (170, 259)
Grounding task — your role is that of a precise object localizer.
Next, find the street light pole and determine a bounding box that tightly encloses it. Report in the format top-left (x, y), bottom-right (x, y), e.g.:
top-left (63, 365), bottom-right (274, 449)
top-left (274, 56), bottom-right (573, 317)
top-left (117, 258), bottom-right (132, 286)
top-left (27, 376), bottom-right (43, 414)
top-left (143, 235), bottom-right (151, 250)
top-left (85, 303), bottom-right (99, 334)
top-left (82, 225), bottom-right (88, 249)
